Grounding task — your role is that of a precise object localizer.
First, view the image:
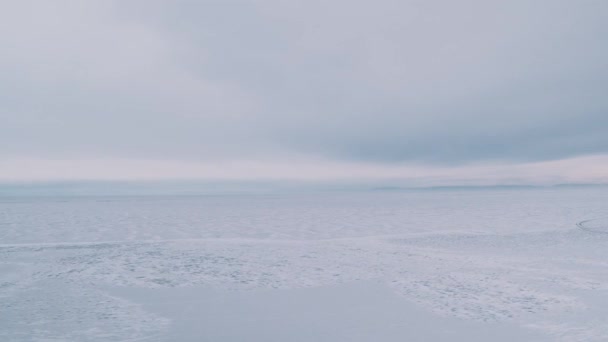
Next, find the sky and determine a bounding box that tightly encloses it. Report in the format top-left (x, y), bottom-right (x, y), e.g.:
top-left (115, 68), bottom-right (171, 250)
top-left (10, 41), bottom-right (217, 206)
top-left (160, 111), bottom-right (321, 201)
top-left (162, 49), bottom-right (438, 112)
top-left (1, 0), bottom-right (607, 185)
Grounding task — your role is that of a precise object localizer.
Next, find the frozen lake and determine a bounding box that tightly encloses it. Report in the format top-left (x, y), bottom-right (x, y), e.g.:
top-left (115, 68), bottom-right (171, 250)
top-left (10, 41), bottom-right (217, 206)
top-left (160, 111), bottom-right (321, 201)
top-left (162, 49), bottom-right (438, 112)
top-left (1, 187), bottom-right (608, 341)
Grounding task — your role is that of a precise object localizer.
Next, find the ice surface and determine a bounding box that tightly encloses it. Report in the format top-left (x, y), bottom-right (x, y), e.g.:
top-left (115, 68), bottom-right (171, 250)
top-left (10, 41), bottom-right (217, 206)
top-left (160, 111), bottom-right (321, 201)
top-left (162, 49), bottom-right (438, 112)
top-left (1, 187), bottom-right (608, 341)
top-left (577, 217), bottom-right (608, 233)
top-left (105, 282), bottom-right (548, 342)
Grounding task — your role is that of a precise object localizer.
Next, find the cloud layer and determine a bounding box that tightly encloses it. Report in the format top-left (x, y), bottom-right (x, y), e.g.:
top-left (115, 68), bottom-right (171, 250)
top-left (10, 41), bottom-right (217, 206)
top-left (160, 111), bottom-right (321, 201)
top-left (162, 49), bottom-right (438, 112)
top-left (1, 1), bottom-right (607, 182)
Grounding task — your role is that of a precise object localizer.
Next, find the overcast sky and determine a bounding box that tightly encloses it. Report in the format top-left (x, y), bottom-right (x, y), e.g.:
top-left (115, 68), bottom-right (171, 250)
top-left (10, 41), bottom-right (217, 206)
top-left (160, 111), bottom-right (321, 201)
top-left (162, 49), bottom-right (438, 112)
top-left (1, 0), bottom-right (607, 184)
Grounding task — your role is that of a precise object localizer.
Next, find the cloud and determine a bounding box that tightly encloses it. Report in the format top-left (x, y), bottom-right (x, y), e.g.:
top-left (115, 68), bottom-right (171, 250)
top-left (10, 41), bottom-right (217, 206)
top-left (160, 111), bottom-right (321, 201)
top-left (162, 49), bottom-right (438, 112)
top-left (1, 0), bottom-right (607, 181)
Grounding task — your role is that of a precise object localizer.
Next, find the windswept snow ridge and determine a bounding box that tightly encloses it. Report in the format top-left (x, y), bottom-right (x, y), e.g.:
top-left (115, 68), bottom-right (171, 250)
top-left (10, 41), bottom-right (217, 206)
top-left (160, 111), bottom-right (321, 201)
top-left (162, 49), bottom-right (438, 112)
top-left (577, 217), bottom-right (608, 234)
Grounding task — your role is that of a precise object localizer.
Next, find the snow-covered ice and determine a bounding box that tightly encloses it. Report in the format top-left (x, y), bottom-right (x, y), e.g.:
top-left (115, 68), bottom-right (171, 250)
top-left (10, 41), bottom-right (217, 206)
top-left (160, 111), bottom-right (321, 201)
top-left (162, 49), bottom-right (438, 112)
top-left (1, 187), bottom-right (608, 341)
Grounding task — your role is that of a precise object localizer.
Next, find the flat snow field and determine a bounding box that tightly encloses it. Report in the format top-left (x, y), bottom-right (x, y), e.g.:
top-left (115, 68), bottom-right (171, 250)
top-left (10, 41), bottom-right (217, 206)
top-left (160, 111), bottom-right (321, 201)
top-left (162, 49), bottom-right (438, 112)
top-left (1, 187), bottom-right (608, 341)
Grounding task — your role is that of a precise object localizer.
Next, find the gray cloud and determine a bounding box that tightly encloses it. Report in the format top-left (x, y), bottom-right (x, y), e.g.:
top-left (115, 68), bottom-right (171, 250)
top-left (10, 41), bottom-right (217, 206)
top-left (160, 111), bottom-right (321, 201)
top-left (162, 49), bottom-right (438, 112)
top-left (1, 0), bottom-right (607, 167)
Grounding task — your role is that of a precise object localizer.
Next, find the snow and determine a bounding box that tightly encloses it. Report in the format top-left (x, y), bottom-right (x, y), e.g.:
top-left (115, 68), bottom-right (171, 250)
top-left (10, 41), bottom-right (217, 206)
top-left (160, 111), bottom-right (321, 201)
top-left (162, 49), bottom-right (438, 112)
top-left (1, 187), bottom-right (608, 341)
